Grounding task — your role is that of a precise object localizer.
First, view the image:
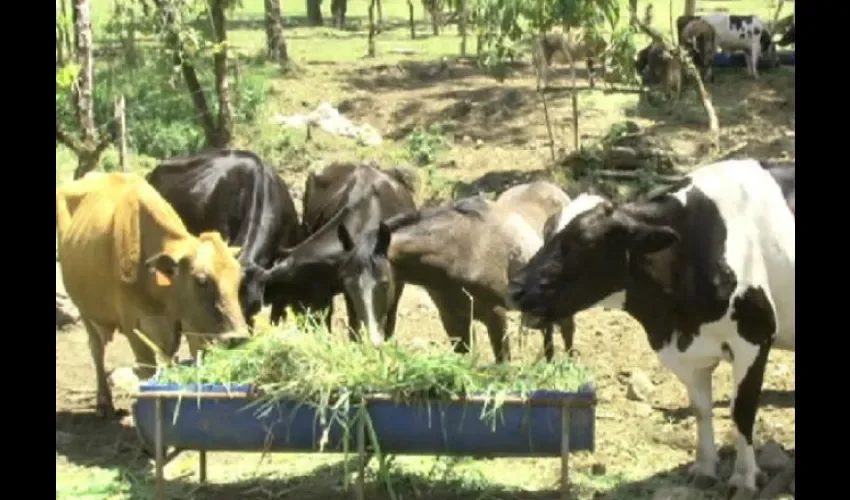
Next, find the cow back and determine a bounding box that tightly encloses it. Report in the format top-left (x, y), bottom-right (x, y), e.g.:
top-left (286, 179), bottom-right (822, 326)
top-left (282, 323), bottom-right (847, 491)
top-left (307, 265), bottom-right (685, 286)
top-left (148, 150), bottom-right (300, 269)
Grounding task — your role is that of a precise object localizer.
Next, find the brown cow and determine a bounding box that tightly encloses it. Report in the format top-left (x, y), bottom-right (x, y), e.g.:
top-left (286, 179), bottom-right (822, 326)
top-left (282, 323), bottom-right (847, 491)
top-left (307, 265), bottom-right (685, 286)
top-left (56, 172), bottom-right (248, 418)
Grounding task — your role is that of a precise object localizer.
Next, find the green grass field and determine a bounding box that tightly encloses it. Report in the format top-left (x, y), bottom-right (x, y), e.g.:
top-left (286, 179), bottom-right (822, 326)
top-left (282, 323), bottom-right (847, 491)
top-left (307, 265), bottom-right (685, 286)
top-left (56, 0), bottom-right (795, 498)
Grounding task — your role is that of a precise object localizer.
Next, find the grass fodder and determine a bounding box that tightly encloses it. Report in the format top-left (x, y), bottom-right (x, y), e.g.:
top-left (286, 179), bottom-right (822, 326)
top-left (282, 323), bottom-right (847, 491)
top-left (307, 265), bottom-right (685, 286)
top-left (156, 312), bottom-right (594, 498)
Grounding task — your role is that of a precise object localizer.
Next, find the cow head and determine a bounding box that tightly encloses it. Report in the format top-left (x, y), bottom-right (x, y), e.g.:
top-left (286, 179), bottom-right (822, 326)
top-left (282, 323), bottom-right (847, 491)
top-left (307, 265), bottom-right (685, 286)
top-left (145, 232), bottom-right (248, 356)
top-left (507, 195), bottom-right (679, 322)
top-left (337, 221), bottom-right (395, 348)
top-left (260, 252), bottom-right (338, 321)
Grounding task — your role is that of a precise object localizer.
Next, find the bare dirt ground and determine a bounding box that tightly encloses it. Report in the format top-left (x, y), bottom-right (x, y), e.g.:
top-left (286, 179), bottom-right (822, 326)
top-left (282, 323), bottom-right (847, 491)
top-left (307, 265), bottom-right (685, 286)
top-left (57, 13), bottom-right (795, 499)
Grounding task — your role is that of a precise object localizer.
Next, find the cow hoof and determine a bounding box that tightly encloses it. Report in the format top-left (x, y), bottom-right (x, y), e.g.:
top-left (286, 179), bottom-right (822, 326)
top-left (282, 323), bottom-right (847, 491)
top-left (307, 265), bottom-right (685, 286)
top-left (725, 485), bottom-right (756, 500)
top-left (690, 473), bottom-right (719, 489)
top-left (727, 472), bottom-right (758, 499)
top-left (687, 462), bottom-right (718, 489)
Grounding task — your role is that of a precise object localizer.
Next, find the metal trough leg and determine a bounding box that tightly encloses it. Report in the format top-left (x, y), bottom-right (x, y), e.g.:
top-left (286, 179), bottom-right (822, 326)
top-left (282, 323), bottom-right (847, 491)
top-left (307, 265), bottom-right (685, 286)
top-left (560, 403), bottom-right (571, 500)
top-left (155, 397), bottom-right (165, 500)
top-left (355, 415), bottom-right (366, 500)
top-left (199, 450), bottom-right (207, 483)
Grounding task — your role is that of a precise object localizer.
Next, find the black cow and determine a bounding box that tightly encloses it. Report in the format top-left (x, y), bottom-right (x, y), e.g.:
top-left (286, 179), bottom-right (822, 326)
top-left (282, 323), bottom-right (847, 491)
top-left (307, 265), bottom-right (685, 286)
top-left (146, 149), bottom-right (302, 327)
top-left (508, 159), bottom-right (795, 496)
top-left (261, 161), bottom-right (418, 343)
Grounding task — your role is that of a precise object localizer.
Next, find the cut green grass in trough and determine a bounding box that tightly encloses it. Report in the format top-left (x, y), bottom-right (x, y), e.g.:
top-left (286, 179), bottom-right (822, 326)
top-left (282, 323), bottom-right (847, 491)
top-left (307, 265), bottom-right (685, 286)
top-left (158, 311), bottom-right (593, 399)
top-left (154, 312), bottom-right (594, 499)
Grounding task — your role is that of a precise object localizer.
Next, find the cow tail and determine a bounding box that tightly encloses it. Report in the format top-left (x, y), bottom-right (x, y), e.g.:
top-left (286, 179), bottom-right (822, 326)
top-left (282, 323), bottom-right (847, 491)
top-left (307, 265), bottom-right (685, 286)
top-left (114, 190), bottom-right (142, 284)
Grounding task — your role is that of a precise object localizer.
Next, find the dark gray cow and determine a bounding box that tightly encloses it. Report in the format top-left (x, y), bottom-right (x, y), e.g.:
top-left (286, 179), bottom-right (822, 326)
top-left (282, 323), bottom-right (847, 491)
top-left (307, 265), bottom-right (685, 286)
top-left (508, 159), bottom-right (795, 495)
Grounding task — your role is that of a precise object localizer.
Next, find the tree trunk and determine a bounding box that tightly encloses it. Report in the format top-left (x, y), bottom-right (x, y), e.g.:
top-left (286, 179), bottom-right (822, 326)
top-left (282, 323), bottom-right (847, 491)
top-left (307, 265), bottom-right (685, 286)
top-left (155, 0), bottom-right (218, 146)
top-left (407, 0), bottom-right (415, 39)
top-left (458, 0), bottom-right (467, 56)
top-left (430, 0), bottom-right (441, 36)
top-left (59, 0), bottom-right (73, 58)
top-left (684, 0), bottom-right (697, 16)
top-left (376, 0), bottom-right (383, 30)
top-left (56, 2), bottom-right (65, 65)
top-left (306, 0), bottom-right (323, 26)
top-left (264, 0), bottom-right (287, 62)
top-left (330, 0), bottom-right (347, 28)
top-left (55, 0), bottom-right (113, 180)
top-left (367, 0), bottom-right (377, 57)
top-left (210, 0), bottom-right (233, 148)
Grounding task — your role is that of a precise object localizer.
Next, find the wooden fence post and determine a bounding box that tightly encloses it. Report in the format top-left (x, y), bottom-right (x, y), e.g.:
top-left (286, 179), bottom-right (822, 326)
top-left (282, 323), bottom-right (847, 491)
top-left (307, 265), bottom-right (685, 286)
top-left (114, 95), bottom-right (127, 172)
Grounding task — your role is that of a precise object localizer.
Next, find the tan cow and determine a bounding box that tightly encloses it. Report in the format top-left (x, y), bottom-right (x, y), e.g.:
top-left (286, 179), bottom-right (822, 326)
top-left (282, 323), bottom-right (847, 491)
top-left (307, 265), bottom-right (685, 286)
top-left (56, 172), bottom-right (248, 418)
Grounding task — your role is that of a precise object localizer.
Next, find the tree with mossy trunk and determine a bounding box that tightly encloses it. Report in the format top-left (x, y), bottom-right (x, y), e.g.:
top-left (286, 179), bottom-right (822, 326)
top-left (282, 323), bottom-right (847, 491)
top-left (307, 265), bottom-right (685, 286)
top-left (55, 0), bottom-right (115, 180)
top-left (150, 0), bottom-right (236, 149)
top-left (306, 0), bottom-right (323, 25)
top-left (264, 0), bottom-right (288, 62)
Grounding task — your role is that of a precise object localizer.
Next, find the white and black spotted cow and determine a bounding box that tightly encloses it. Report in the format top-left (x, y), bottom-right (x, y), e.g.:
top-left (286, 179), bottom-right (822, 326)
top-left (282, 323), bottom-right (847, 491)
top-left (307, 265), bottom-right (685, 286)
top-left (508, 159), bottom-right (795, 495)
top-left (677, 13), bottom-right (776, 79)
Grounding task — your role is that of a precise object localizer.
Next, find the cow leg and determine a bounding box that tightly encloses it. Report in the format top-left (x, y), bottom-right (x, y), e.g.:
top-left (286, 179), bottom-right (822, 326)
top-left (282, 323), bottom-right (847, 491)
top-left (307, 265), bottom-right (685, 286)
top-left (658, 347), bottom-right (720, 484)
top-left (427, 288), bottom-right (473, 355)
top-left (541, 324), bottom-right (555, 362)
top-left (83, 319), bottom-right (115, 418)
top-left (384, 283), bottom-right (405, 341)
top-left (481, 306), bottom-right (509, 362)
top-left (269, 303), bottom-right (284, 326)
top-left (558, 315), bottom-right (576, 354)
top-left (727, 341), bottom-right (771, 494)
top-left (587, 58), bottom-right (596, 88)
top-left (128, 317), bottom-right (175, 379)
top-left (683, 364), bottom-right (720, 484)
top-left (750, 44), bottom-right (761, 80)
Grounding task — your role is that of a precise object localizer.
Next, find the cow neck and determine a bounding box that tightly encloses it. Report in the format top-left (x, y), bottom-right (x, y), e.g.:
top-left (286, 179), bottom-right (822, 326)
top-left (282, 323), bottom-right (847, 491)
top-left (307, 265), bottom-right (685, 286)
top-left (292, 193), bottom-right (380, 267)
top-left (617, 195), bottom-right (684, 351)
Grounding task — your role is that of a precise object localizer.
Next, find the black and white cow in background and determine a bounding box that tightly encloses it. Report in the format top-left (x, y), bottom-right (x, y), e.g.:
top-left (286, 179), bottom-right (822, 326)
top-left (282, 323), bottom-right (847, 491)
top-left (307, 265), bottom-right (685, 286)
top-left (508, 159), bottom-right (795, 495)
top-left (677, 13), bottom-right (776, 79)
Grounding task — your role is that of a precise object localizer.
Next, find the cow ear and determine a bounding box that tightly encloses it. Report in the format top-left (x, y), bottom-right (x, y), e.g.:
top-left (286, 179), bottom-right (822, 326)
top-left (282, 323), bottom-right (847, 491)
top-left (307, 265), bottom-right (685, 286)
top-left (338, 223), bottom-right (355, 252)
top-left (229, 246), bottom-right (242, 258)
top-left (374, 222), bottom-right (391, 256)
top-left (145, 253), bottom-right (179, 287)
top-left (628, 223), bottom-right (679, 254)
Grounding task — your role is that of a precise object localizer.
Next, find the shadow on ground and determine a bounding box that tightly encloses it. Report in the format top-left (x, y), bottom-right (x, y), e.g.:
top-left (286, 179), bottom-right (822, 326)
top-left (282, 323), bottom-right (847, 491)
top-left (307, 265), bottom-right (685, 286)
top-left (452, 169), bottom-right (552, 198)
top-left (625, 66), bottom-right (795, 133)
top-left (56, 409), bottom-right (151, 472)
top-left (655, 389), bottom-right (796, 423)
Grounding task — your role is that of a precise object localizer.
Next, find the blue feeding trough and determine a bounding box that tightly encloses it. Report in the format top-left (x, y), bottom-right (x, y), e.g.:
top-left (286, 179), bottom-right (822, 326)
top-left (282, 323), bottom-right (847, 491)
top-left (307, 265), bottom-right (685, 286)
top-left (712, 50), bottom-right (795, 68)
top-left (132, 373), bottom-right (597, 500)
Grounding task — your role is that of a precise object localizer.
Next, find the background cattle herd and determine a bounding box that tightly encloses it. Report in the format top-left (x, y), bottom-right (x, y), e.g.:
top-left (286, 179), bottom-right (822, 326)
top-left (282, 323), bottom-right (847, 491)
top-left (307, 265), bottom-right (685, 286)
top-left (55, 1), bottom-right (795, 499)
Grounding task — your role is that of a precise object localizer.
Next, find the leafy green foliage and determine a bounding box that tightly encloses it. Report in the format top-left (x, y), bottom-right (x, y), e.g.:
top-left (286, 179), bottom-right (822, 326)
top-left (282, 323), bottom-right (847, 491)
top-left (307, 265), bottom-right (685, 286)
top-left (55, 62), bottom-right (267, 159)
top-left (406, 123), bottom-right (448, 166)
top-left (472, 0), bottom-right (629, 80)
top-left (606, 26), bottom-right (641, 85)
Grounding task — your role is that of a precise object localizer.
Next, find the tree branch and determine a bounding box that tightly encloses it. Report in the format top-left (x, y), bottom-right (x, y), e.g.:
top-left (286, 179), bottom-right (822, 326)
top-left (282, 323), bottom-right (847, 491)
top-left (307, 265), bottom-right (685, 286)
top-left (56, 124), bottom-right (83, 155)
top-left (630, 17), bottom-right (719, 149)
